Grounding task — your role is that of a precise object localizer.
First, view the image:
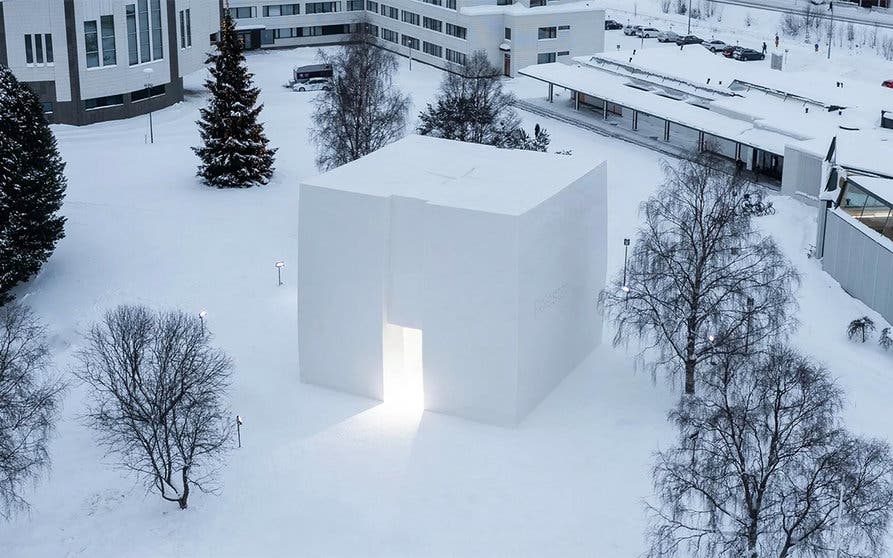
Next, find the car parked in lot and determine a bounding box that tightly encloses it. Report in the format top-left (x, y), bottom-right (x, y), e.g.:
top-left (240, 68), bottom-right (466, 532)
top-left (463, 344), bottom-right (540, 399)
top-left (636, 27), bottom-right (661, 38)
top-left (882, 80), bottom-right (893, 89)
top-left (657, 30), bottom-right (681, 42)
top-left (675, 34), bottom-right (703, 46)
top-left (703, 39), bottom-right (727, 52)
top-left (293, 77), bottom-right (332, 92)
top-left (623, 24), bottom-right (642, 36)
top-left (605, 19), bottom-right (623, 30)
top-left (733, 48), bottom-right (766, 61)
top-left (721, 45), bottom-right (744, 58)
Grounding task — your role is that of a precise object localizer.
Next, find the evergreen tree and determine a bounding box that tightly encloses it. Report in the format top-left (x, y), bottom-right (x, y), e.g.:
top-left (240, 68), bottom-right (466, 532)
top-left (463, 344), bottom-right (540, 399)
top-left (194, 9), bottom-right (276, 188)
top-left (0, 66), bottom-right (66, 305)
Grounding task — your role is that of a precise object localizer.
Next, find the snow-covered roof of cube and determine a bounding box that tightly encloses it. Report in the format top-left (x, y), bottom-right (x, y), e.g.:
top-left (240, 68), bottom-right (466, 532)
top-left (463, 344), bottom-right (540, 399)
top-left (302, 135), bottom-right (602, 215)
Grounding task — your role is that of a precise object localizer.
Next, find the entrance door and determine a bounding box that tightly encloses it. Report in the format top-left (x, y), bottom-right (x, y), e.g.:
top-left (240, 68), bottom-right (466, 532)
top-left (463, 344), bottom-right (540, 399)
top-left (503, 53), bottom-right (511, 77)
top-left (383, 323), bottom-right (424, 413)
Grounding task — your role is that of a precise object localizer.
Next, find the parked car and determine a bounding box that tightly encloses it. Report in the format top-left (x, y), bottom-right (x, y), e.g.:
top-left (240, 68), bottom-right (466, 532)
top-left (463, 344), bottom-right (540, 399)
top-left (734, 48), bottom-right (766, 61)
top-left (882, 80), bottom-right (893, 89)
top-left (293, 78), bottom-right (332, 92)
top-left (623, 24), bottom-right (642, 36)
top-left (675, 34), bottom-right (703, 46)
top-left (657, 30), bottom-right (681, 42)
top-left (636, 27), bottom-right (661, 38)
top-left (605, 19), bottom-right (623, 30)
top-left (721, 45), bottom-right (744, 58)
top-left (703, 39), bottom-right (727, 52)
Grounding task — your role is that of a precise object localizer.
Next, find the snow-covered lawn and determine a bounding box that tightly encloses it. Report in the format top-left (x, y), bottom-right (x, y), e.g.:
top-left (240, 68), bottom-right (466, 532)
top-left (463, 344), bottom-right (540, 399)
top-left (1, 43), bottom-right (891, 557)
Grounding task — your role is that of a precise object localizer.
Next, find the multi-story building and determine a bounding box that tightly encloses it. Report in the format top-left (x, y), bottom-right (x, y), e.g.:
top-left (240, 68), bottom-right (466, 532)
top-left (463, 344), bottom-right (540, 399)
top-left (227, 0), bottom-right (604, 76)
top-left (0, 0), bottom-right (220, 125)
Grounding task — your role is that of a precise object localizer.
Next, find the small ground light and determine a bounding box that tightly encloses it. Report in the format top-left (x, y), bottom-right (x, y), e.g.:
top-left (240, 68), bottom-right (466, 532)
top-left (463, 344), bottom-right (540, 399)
top-left (199, 310), bottom-right (208, 334)
top-left (275, 260), bottom-right (285, 286)
top-left (236, 415), bottom-right (243, 448)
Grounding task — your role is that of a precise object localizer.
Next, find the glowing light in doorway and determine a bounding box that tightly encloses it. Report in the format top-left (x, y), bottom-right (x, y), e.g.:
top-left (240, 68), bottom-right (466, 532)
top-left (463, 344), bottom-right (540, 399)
top-left (383, 324), bottom-right (424, 415)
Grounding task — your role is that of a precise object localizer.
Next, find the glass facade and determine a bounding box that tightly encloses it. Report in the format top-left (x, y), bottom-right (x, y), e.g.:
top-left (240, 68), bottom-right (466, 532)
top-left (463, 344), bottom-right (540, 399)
top-left (841, 182), bottom-right (893, 243)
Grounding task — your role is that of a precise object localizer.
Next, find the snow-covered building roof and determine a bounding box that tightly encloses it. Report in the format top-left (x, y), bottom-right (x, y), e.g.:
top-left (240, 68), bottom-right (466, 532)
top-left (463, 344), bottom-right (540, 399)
top-left (303, 135), bottom-right (601, 215)
top-left (461, 0), bottom-right (601, 16)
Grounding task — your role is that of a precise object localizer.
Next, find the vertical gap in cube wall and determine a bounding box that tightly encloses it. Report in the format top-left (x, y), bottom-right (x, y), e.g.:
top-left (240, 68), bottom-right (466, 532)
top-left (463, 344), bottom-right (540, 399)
top-left (383, 323), bottom-right (424, 413)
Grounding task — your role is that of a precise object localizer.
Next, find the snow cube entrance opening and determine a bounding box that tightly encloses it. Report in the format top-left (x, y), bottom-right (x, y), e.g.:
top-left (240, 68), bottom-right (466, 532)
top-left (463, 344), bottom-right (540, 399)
top-left (383, 324), bottom-right (424, 414)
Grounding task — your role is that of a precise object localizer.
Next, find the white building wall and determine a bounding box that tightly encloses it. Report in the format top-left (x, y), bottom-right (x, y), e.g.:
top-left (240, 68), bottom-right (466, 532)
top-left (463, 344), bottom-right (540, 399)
top-left (2, 1), bottom-right (73, 101)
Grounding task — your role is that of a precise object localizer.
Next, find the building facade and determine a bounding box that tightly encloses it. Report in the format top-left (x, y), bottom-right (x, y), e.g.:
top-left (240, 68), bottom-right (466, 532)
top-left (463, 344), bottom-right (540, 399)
top-left (0, 0), bottom-right (219, 125)
top-left (227, 0), bottom-right (603, 76)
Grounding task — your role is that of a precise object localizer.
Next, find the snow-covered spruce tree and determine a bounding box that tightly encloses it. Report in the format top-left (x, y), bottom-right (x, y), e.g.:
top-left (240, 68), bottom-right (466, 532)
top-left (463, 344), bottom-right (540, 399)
top-left (647, 346), bottom-right (893, 558)
top-left (880, 327), bottom-right (893, 351)
top-left (193, 9), bottom-right (276, 188)
top-left (599, 156), bottom-right (800, 395)
top-left (847, 316), bottom-right (876, 343)
top-left (311, 24), bottom-right (409, 170)
top-left (0, 65), bottom-right (66, 305)
top-left (417, 51), bottom-right (550, 151)
top-left (0, 303), bottom-right (62, 519)
top-left (76, 306), bottom-right (232, 510)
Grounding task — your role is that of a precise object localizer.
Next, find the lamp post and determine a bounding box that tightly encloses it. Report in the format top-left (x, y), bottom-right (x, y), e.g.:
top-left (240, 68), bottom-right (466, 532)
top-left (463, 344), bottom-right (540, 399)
top-left (745, 297), bottom-right (755, 354)
top-left (622, 238), bottom-right (630, 288)
top-left (827, 1), bottom-right (834, 60)
top-left (143, 67), bottom-right (155, 144)
top-left (236, 415), bottom-right (243, 448)
top-left (199, 309), bottom-right (207, 334)
top-left (687, 0), bottom-right (692, 34)
top-left (275, 260), bottom-right (285, 286)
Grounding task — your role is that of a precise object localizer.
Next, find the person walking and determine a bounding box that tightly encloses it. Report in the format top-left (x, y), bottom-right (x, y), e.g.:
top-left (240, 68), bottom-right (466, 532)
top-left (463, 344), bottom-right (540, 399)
top-left (814, 42), bottom-right (819, 53)
top-left (774, 33), bottom-right (779, 48)
top-left (762, 41), bottom-right (767, 55)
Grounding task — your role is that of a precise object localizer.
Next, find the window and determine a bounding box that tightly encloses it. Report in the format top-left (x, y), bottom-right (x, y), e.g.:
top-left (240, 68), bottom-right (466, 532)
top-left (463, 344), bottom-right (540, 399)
top-left (445, 48), bottom-right (465, 65)
top-left (530, 0), bottom-right (545, 6)
top-left (538, 26), bottom-right (557, 39)
top-left (385, 5), bottom-right (399, 19)
top-left (402, 34), bottom-right (419, 50)
top-left (35, 33), bottom-right (44, 64)
top-left (24, 35), bottom-right (34, 64)
top-left (381, 28), bottom-right (398, 43)
top-left (229, 7), bottom-right (255, 18)
top-left (305, 2), bottom-right (341, 13)
top-left (84, 21), bottom-right (100, 67)
top-left (131, 84), bottom-right (165, 101)
top-left (504, 27), bottom-right (511, 40)
top-left (365, 23), bottom-right (379, 37)
top-left (366, 0), bottom-right (379, 11)
top-left (41, 101), bottom-right (54, 114)
top-left (445, 23), bottom-right (466, 39)
top-left (321, 24), bottom-right (351, 35)
top-left (497, 0), bottom-right (512, 4)
top-left (180, 9), bottom-right (193, 48)
top-left (346, 0), bottom-right (364, 10)
top-left (445, 0), bottom-right (456, 8)
top-left (150, 0), bottom-right (163, 60)
top-left (263, 4), bottom-right (300, 16)
top-left (423, 17), bottom-right (441, 32)
top-left (127, 1), bottom-right (162, 64)
top-left (402, 11), bottom-right (420, 25)
top-left (274, 27), bottom-right (302, 38)
top-left (557, 50), bottom-right (569, 56)
top-left (84, 94), bottom-right (124, 110)
top-left (126, 5), bottom-right (139, 64)
top-left (558, 25), bottom-right (570, 30)
top-left (45, 34), bottom-right (54, 63)
top-left (423, 41), bottom-right (442, 57)
top-left (101, 16), bottom-right (117, 65)
top-left (421, 0), bottom-right (443, 5)
top-left (841, 182), bottom-right (893, 242)
top-left (537, 52), bottom-right (556, 63)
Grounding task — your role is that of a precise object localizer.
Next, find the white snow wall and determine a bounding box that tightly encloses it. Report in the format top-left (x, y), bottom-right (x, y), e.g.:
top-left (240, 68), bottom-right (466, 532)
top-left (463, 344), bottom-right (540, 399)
top-left (298, 162), bottom-right (607, 426)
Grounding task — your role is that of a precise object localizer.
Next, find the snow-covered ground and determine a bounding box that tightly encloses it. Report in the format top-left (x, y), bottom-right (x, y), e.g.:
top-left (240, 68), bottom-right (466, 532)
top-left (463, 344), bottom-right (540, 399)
top-left (2, 15), bottom-right (893, 558)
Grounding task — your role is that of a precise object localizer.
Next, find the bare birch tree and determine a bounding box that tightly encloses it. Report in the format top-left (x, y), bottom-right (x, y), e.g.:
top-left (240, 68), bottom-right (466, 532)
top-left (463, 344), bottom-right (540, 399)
top-left (0, 303), bottom-right (62, 518)
top-left (648, 345), bottom-right (893, 558)
top-left (76, 306), bottom-right (232, 510)
top-left (311, 23), bottom-right (409, 170)
top-left (600, 156), bottom-right (800, 395)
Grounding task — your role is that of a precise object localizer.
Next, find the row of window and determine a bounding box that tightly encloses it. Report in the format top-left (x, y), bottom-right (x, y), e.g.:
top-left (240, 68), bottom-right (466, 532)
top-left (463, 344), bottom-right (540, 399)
top-left (373, 26), bottom-right (463, 64)
top-left (233, 2), bottom-right (358, 17)
top-left (83, 83), bottom-right (166, 110)
top-left (841, 183), bottom-right (893, 243)
top-left (536, 51), bottom-right (569, 64)
top-left (24, 34), bottom-right (54, 65)
top-left (392, 10), bottom-right (462, 39)
top-left (179, 9), bottom-right (193, 49)
top-left (85, 16), bottom-right (116, 67)
top-left (273, 24), bottom-right (352, 38)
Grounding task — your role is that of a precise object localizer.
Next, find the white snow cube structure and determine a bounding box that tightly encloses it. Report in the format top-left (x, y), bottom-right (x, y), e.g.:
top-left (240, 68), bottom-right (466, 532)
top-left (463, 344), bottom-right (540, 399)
top-left (298, 136), bottom-right (607, 426)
